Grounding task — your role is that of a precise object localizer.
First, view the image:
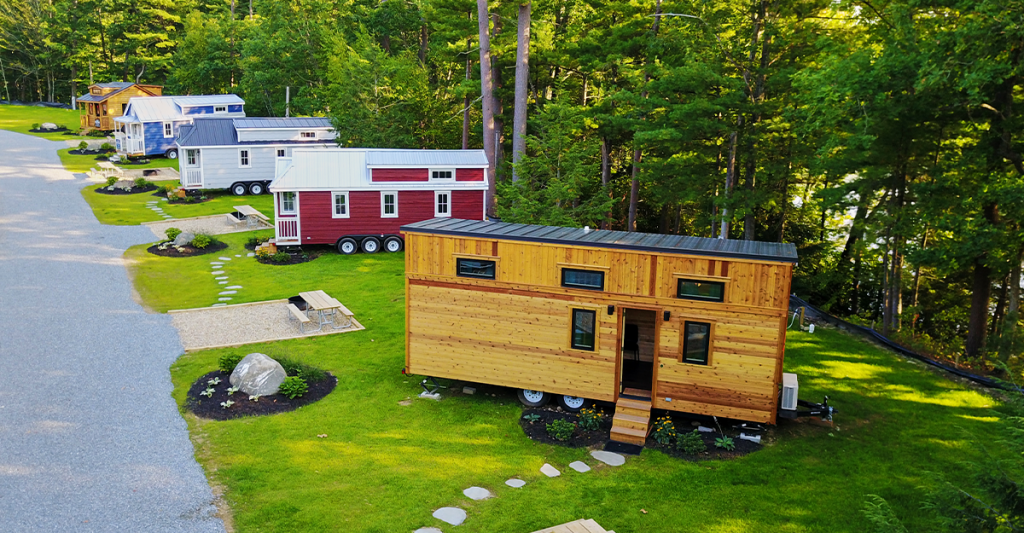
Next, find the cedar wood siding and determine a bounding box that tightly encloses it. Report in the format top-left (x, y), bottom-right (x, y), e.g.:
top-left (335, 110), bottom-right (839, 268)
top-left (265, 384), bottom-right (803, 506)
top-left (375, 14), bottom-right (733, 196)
top-left (372, 168), bottom-right (430, 182)
top-left (404, 232), bottom-right (793, 424)
top-left (297, 190), bottom-right (483, 244)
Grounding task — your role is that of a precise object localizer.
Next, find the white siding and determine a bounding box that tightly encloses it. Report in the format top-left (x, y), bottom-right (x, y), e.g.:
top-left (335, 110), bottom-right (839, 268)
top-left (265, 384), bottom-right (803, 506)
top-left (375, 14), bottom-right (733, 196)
top-left (199, 146), bottom-right (279, 188)
top-left (236, 129), bottom-right (337, 142)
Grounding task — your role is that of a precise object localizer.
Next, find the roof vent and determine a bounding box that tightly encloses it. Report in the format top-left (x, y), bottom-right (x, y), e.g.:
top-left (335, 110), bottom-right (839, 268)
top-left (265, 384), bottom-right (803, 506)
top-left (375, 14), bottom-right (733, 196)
top-left (583, 226), bottom-right (590, 233)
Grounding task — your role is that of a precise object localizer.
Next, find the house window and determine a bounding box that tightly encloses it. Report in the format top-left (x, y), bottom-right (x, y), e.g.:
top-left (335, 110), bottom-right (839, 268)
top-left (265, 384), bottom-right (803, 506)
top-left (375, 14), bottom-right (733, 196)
top-left (238, 149), bottom-right (251, 168)
top-left (570, 309), bottom-right (597, 351)
top-left (281, 192), bottom-right (296, 214)
top-left (277, 149), bottom-right (286, 157)
top-left (381, 192), bottom-right (397, 218)
top-left (682, 321), bottom-right (712, 365)
top-left (561, 269), bottom-right (605, 291)
top-left (676, 279), bottom-right (725, 302)
top-left (121, 103), bottom-right (127, 114)
top-left (456, 258), bottom-right (495, 279)
top-left (163, 122), bottom-right (173, 138)
top-left (214, 105), bottom-right (228, 114)
top-left (101, 103), bottom-right (108, 115)
top-left (435, 191), bottom-right (450, 217)
top-left (186, 149), bottom-right (199, 166)
top-left (300, 131), bottom-right (316, 138)
top-left (91, 88), bottom-right (100, 95)
top-left (332, 192), bottom-right (349, 218)
top-left (431, 169), bottom-right (454, 180)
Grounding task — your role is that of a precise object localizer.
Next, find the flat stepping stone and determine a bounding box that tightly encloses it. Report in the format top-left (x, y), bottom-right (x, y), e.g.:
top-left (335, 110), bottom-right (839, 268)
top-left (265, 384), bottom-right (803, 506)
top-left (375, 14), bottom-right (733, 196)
top-left (219, 291), bottom-right (237, 295)
top-left (161, 215), bottom-right (173, 218)
top-left (211, 271), bottom-right (225, 275)
top-left (432, 507), bottom-right (466, 526)
top-left (235, 254), bottom-right (241, 257)
top-left (215, 276), bottom-right (228, 280)
top-left (590, 451), bottom-right (625, 467)
top-left (218, 281), bottom-right (228, 285)
top-left (226, 285), bottom-right (243, 289)
top-left (569, 461), bottom-right (591, 473)
top-left (462, 487), bottom-right (492, 500)
top-left (218, 257), bottom-right (232, 261)
top-left (218, 297), bottom-right (232, 301)
top-left (247, 252), bottom-right (255, 257)
top-left (505, 479), bottom-right (526, 488)
top-left (212, 303), bottom-right (227, 307)
top-left (540, 464), bottom-right (560, 477)
top-left (414, 529), bottom-right (443, 533)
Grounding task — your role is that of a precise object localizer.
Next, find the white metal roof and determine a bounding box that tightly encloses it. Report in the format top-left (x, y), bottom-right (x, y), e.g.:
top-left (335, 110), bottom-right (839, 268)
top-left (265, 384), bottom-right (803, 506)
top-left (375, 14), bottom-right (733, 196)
top-left (270, 148), bottom-right (489, 192)
top-left (175, 94), bottom-right (245, 107)
top-left (365, 149), bottom-right (487, 167)
top-left (114, 94), bottom-right (244, 123)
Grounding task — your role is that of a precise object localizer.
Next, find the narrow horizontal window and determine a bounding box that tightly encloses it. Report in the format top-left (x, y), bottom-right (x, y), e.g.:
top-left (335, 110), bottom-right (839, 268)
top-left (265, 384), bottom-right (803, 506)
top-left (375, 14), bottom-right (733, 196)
top-left (214, 105), bottom-right (227, 113)
top-left (571, 309), bottom-right (597, 351)
top-left (431, 169), bottom-right (454, 180)
top-left (561, 268), bottom-right (604, 291)
top-left (676, 279), bottom-right (725, 302)
top-left (682, 321), bottom-right (711, 365)
top-left (456, 258), bottom-right (495, 279)
top-left (300, 131), bottom-right (316, 138)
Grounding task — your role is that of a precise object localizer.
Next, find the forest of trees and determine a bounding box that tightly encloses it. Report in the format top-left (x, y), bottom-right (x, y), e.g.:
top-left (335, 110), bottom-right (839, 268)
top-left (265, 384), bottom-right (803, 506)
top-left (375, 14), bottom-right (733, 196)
top-left (1, 0), bottom-right (1022, 370)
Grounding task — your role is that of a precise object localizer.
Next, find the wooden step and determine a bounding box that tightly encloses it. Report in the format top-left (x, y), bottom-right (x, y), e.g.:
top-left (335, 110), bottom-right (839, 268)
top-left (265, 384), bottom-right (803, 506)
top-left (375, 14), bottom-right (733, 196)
top-left (612, 413), bottom-right (650, 431)
top-left (621, 387), bottom-right (652, 400)
top-left (610, 426), bottom-right (647, 445)
top-left (616, 398), bottom-right (652, 411)
top-left (616, 406), bottom-right (650, 419)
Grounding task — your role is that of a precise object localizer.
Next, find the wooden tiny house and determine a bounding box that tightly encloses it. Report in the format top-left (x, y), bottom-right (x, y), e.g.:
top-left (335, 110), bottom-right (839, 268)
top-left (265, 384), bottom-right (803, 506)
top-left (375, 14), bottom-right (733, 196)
top-left (76, 82), bottom-right (162, 131)
top-left (402, 219), bottom-right (798, 443)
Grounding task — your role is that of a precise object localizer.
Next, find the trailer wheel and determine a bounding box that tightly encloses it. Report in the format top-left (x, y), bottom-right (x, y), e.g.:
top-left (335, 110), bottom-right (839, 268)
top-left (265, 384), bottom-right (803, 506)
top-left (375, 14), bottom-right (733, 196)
top-left (557, 395), bottom-right (586, 412)
top-left (230, 182), bottom-right (247, 196)
top-left (165, 148), bottom-right (178, 159)
top-left (517, 389), bottom-right (551, 408)
top-left (383, 236), bottom-right (403, 253)
top-left (337, 238), bottom-right (358, 255)
top-left (361, 237), bottom-right (380, 254)
top-left (248, 182), bottom-right (265, 195)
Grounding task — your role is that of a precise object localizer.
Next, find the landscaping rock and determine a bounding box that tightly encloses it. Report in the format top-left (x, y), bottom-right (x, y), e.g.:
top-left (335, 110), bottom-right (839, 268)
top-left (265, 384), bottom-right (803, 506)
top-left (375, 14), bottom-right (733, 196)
top-left (462, 487), bottom-right (492, 500)
top-left (229, 353), bottom-right (287, 396)
top-left (172, 231), bottom-right (194, 246)
top-left (432, 507), bottom-right (466, 526)
top-left (226, 285), bottom-right (243, 289)
top-left (590, 451), bottom-right (625, 466)
top-left (569, 461), bottom-right (591, 473)
top-left (462, 386), bottom-right (476, 395)
top-left (218, 257), bottom-right (232, 261)
top-left (540, 464), bottom-right (560, 477)
top-left (40, 122), bottom-right (58, 130)
top-left (505, 479), bottom-right (526, 488)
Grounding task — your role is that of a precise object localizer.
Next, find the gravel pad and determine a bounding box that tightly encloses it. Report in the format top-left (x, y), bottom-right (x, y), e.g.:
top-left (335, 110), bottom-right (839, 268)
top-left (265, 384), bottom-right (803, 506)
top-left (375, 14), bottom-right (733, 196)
top-left (144, 214), bottom-right (271, 239)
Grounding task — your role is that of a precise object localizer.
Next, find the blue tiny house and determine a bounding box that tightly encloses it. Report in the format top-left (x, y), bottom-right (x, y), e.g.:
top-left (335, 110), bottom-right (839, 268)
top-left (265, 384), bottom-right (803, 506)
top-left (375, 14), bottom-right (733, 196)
top-left (113, 95), bottom-right (245, 159)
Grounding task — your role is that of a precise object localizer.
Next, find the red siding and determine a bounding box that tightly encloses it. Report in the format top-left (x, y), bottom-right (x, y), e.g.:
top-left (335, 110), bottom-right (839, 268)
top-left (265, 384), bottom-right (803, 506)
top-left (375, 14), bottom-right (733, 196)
top-left (371, 168), bottom-right (429, 182)
top-left (298, 190), bottom-right (427, 244)
top-left (457, 168), bottom-right (484, 181)
top-left (451, 190), bottom-right (485, 220)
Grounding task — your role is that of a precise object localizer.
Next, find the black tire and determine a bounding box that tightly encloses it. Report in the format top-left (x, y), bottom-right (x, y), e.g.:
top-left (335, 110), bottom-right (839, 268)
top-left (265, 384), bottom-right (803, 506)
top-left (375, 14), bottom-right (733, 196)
top-left (230, 182), bottom-right (247, 196)
top-left (165, 148), bottom-right (178, 159)
top-left (517, 389), bottom-right (551, 408)
top-left (337, 238), bottom-right (358, 255)
top-left (248, 182), bottom-right (264, 195)
top-left (263, 181), bottom-right (272, 194)
top-left (361, 237), bottom-right (380, 254)
top-left (556, 395), bottom-right (586, 413)
top-left (383, 236), bottom-right (403, 253)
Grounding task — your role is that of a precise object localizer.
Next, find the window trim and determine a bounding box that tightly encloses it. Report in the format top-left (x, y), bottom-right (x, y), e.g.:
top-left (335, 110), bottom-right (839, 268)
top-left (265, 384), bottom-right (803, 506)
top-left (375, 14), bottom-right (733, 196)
top-left (455, 257), bottom-right (497, 279)
top-left (560, 268), bottom-right (605, 291)
top-left (331, 191), bottom-right (350, 219)
top-left (569, 308), bottom-right (598, 352)
top-left (276, 148), bottom-right (286, 158)
top-left (434, 190), bottom-right (451, 218)
top-left (680, 320), bottom-right (713, 366)
top-left (186, 149), bottom-right (199, 166)
top-left (381, 191), bottom-right (398, 218)
top-left (300, 131), bottom-right (316, 139)
top-left (163, 121), bottom-right (173, 138)
top-left (280, 191), bottom-right (297, 214)
top-left (675, 278), bottom-right (726, 302)
top-left (214, 105), bottom-right (228, 114)
top-left (429, 168), bottom-right (455, 181)
top-left (238, 148), bottom-right (251, 168)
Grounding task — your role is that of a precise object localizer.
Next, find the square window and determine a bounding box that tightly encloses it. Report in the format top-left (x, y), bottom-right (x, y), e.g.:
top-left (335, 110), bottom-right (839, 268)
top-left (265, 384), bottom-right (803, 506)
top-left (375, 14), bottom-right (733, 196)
top-left (332, 192), bottom-right (349, 218)
top-left (435, 191), bottom-right (450, 217)
top-left (682, 321), bottom-right (711, 365)
top-left (431, 169), bottom-right (454, 180)
top-left (239, 149), bottom-right (251, 168)
top-left (214, 105), bottom-right (227, 114)
top-left (281, 192), bottom-right (296, 214)
top-left (571, 309), bottom-right (597, 351)
top-left (456, 258), bottom-right (495, 279)
top-left (381, 192), bottom-right (397, 218)
top-left (163, 122), bottom-right (173, 138)
top-left (277, 149), bottom-right (286, 157)
top-left (676, 279), bottom-right (725, 302)
top-left (561, 269), bottom-right (604, 291)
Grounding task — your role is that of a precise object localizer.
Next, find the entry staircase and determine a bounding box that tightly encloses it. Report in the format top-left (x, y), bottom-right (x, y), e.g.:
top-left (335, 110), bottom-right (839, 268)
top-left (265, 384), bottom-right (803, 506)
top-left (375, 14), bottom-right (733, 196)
top-left (609, 388), bottom-right (652, 446)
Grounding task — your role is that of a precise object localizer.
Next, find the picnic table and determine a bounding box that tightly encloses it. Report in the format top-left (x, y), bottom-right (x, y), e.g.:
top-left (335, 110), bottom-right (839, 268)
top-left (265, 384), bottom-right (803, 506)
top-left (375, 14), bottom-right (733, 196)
top-left (297, 290), bottom-right (354, 332)
top-left (97, 161), bottom-right (124, 178)
top-left (233, 205), bottom-right (271, 228)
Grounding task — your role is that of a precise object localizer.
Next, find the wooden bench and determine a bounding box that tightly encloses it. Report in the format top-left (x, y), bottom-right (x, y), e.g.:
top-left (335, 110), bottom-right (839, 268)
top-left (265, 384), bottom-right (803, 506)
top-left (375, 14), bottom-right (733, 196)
top-left (225, 213), bottom-right (245, 226)
top-left (287, 303), bottom-right (314, 333)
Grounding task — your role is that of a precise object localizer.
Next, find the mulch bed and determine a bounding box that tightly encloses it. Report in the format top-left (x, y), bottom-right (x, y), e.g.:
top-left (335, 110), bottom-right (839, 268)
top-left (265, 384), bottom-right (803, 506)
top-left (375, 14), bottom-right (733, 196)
top-left (519, 406), bottom-right (614, 448)
top-left (643, 428), bottom-right (764, 461)
top-left (68, 148), bottom-right (105, 155)
top-left (165, 195), bottom-right (213, 205)
top-left (93, 184), bottom-right (158, 195)
top-left (30, 127), bottom-right (69, 133)
top-left (185, 370), bottom-right (337, 421)
top-left (147, 240), bottom-right (228, 257)
top-left (256, 250), bottom-right (324, 266)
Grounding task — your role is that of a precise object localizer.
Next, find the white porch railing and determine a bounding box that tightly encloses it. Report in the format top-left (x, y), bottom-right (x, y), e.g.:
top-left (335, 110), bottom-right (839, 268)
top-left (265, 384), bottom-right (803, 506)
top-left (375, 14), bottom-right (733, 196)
top-left (183, 169), bottom-right (203, 187)
top-left (277, 219), bottom-right (298, 240)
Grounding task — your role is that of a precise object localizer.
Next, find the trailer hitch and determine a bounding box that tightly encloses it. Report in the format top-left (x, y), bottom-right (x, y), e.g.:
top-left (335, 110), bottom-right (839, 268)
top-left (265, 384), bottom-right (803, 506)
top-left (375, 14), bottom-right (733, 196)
top-left (420, 377), bottom-right (443, 394)
top-left (779, 396), bottom-right (836, 422)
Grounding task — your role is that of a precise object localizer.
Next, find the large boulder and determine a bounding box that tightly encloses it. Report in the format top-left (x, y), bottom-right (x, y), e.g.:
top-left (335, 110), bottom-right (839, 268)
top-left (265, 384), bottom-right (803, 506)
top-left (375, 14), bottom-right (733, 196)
top-left (229, 353), bottom-right (287, 396)
top-left (172, 231), bottom-right (194, 247)
top-left (40, 122), bottom-right (58, 130)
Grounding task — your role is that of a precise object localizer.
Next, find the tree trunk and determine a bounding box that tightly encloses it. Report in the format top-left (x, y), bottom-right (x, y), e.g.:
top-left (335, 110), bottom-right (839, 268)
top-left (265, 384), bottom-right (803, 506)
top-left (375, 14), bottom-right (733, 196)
top-left (600, 137), bottom-right (611, 229)
top-left (965, 259), bottom-right (992, 357)
top-left (476, 0), bottom-right (496, 215)
top-left (491, 13), bottom-right (505, 172)
top-left (462, 31), bottom-right (471, 150)
top-left (627, 0), bottom-right (662, 232)
top-left (910, 230), bottom-right (928, 332)
top-left (719, 128), bottom-right (739, 239)
top-left (992, 274), bottom-right (1009, 335)
top-left (511, 2), bottom-right (531, 182)
top-left (1000, 247), bottom-right (1022, 360)
top-left (419, 24), bottom-right (428, 65)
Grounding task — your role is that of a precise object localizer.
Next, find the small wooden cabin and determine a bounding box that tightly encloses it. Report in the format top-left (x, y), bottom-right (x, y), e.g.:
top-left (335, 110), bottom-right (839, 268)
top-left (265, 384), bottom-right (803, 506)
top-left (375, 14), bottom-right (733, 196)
top-left (403, 218), bottom-right (798, 444)
top-left (76, 82), bottom-right (162, 131)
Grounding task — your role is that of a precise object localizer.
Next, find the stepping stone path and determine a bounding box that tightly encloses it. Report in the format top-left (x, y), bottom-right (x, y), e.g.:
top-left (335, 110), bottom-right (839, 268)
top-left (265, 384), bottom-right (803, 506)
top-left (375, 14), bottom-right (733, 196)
top-left (247, 252), bottom-right (255, 257)
top-left (414, 529), bottom-right (443, 533)
top-left (211, 271), bottom-right (225, 275)
top-left (219, 291), bottom-right (236, 295)
top-left (215, 277), bottom-right (228, 280)
top-left (462, 487), bottom-right (492, 500)
top-left (218, 257), bottom-right (232, 261)
top-left (590, 451), bottom-right (625, 467)
top-left (235, 254), bottom-right (241, 257)
top-left (432, 507), bottom-right (466, 526)
top-left (569, 461), bottom-right (591, 473)
top-left (226, 285), bottom-right (242, 289)
top-left (505, 479), bottom-right (526, 488)
top-left (540, 464), bottom-right (561, 477)
top-left (218, 281), bottom-right (228, 285)
top-left (212, 303), bottom-right (227, 307)
top-left (218, 297), bottom-right (232, 302)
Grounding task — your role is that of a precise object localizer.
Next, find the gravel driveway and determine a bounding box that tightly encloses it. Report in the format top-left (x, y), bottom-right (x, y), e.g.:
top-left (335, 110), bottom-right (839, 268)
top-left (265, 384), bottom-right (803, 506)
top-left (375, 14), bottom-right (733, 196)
top-left (0, 130), bottom-right (225, 532)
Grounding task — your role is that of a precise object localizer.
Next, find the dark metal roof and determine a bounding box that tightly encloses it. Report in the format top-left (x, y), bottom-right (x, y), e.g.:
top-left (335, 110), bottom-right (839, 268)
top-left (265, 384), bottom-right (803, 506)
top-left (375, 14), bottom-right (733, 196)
top-left (176, 117), bottom-right (336, 147)
top-left (96, 82), bottom-right (135, 89)
top-left (401, 218), bottom-right (799, 263)
top-left (233, 117), bottom-right (333, 129)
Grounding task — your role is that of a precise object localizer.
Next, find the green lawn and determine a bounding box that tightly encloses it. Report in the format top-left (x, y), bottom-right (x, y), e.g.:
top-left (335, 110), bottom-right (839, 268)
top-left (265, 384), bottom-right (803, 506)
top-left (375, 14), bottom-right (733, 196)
top-left (84, 184), bottom-right (275, 226)
top-left (0, 103), bottom-right (84, 140)
top-left (128, 239), bottom-right (1017, 532)
top-left (59, 147), bottom-right (178, 174)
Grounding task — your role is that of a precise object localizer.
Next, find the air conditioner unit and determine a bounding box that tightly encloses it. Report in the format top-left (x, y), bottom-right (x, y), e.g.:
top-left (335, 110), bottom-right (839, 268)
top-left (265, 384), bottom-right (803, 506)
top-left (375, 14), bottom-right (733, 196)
top-left (781, 372), bottom-right (798, 411)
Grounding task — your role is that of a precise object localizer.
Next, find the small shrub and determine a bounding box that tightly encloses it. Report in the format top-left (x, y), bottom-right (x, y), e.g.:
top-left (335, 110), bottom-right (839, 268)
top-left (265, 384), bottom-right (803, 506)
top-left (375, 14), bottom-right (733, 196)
top-left (715, 436), bottom-right (736, 451)
top-left (546, 418), bottom-right (576, 441)
top-left (277, 358), bottom-right (327, 382)
top-left (279, 376), bottom-right (308, 399)
top-left (651, 415), bottom-right (677, 445)
top-left (31, 123), bottom-right (39, 130)
top-left (677, 430), bottom-right (707, 454)
top-left (218, 353), bottom-right (244, 373)
top-left (100, 142), bottom-right (114, 151)
top-left (133, 177), bottom-right (151, 188)
top-left (271, 251), bottom-right (291, 263)
top-left (77, 140), bottom-right (89, 151)
top-left (246, 235), bottom-right (269, 247)
top-left (155, 184), bottom-right (169, 195)
top-left (105, 176), bottom-right (118, 187)
top-left (256, 248), bottom-right (273, 260)
top-left (165, 227), bottom-right (182, 241)
top-left (522, 413), bottom-right (541, 423)
top-left (191, 233), bottom-right (213, 249)
top-left (577, 406), bottom-right (603, 431)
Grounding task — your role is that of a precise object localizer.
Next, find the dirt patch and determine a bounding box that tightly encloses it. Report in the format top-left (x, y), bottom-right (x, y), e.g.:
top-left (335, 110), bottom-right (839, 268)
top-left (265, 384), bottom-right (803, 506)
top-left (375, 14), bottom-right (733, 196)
top-left (643, 430), bottom-right (763, 461)
top-left (93, 184), bottom-right (158, 195)
top-left (519, 407), bottom-right (613, 448)
top-left (147, 240), bottom-right (228, 258)
top-left (185, 370), bottom-right (337, 421)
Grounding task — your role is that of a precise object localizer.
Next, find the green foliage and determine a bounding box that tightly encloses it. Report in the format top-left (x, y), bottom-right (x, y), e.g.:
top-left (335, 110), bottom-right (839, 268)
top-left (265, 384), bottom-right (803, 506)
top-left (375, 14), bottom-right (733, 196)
top-left (100, 143), bottom-right (114, 151)
top-left (77, 140), bottom-right (88, 151)
top-left (218, 354), bottom-right (244, 374)
top-left (277, 358), bottom-right (327, 382)
top-left (271, 251), bottom-right (291, 263)
top-left (715, 436), bottom-right (736, 451)
top-left (545, 418), bottom-right (576, 442)
top-left (576, 406), bottom-right (603, 431)
top-left (164, 227), bottom-right (182, 241)
top-left (651, 415), bottom-right (677, 445)
top-left (860, 495), bottom-right (909, 533)
top-left (279, 376), bottom-right (308, 399)
top-left (247, 235), bottom-right (270, 247)
top-left (677, 430), bottom-right (707, 455)
top-left (105, 176), bottom-right (118, 187)
top-left (191, 233), bottom-right (212, 249)
top-left (133, 177), bottom-right (151, 188)
top-left (522, 413), bottom-right (540, 423)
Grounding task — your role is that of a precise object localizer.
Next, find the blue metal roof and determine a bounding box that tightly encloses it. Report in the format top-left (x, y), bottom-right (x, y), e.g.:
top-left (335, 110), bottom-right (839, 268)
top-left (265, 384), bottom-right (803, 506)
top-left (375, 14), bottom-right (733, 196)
top-left (233, 117), bottom-right (333, 129)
